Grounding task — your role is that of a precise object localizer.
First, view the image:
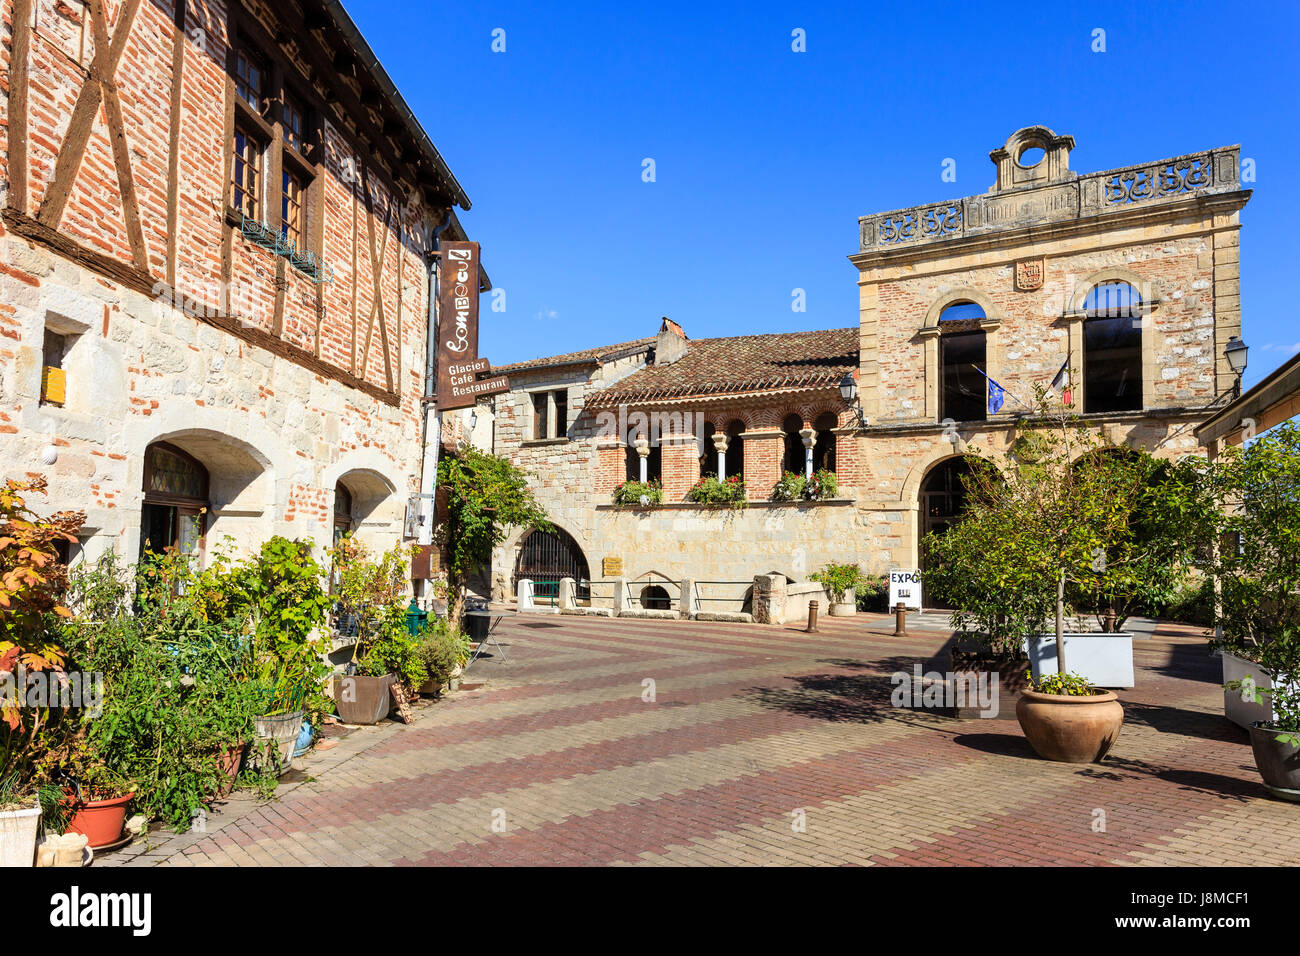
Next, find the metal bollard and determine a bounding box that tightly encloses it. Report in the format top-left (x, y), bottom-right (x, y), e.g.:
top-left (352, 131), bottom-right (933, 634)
top-left (806, 600), bottom-right (820, 633)
top-left (893, 603), bottom-right (908, 636)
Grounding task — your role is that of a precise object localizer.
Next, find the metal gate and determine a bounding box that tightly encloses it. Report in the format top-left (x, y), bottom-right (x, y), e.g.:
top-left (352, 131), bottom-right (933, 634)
top-left (514, 528), bottom-right (590, 605)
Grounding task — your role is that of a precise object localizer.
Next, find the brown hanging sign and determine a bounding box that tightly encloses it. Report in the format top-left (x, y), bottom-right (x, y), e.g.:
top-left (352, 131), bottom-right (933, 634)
top-left (436, 241), bottom-right (510, 410)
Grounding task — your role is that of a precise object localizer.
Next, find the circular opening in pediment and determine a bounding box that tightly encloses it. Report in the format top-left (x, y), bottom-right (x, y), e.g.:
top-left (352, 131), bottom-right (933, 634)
top-left (1017, 144), bottom-right (1046, 168)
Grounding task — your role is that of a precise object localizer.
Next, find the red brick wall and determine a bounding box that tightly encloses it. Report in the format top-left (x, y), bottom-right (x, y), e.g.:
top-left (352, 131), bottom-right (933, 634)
top-left (661, 438), bottom-right (700, 501)
top-left (5, 0), bottom-right (432, 408)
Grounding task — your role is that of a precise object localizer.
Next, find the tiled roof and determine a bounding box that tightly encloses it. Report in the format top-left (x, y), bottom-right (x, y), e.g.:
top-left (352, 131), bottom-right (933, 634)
top-left (494, 337), bottom-right (655, 374)
top-left (588, 327), bottom-right (859, 406)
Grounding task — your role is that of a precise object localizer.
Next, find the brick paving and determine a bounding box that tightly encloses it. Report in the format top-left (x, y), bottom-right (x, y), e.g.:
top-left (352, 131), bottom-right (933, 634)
top-left (101, 614), bottom-right (1299, 867)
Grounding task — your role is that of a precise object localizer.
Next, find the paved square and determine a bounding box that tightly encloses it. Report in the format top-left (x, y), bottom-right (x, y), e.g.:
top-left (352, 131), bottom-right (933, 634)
top-left (106, 614), bottom-right (1298, 867)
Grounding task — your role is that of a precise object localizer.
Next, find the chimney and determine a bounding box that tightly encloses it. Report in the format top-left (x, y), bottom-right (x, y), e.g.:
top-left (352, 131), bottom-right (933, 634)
top-left (654, 316), bottom-right (688, 366)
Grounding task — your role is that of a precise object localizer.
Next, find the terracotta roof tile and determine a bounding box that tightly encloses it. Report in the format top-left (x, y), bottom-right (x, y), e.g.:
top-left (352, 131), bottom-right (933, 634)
top-left (494, 337), bottom-right (655, 374)
top-left (589, 327), bottom-right (859, 406)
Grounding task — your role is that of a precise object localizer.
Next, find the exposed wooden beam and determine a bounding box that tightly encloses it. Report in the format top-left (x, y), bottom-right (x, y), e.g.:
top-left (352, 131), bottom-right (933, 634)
top-left (165, 0), bottom-right (188, 286)
top-left (38, 0), bottom-right (143, 230)
top-left (89, 0), bottom-right (150, 271)
top-left (9, 0), bottom-right (33, 215)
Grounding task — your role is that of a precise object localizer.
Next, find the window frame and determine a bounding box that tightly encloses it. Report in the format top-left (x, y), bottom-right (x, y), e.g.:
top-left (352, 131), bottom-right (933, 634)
top-left (227, 34), bottom-right (320, 263)
top-left (1081, 281), bottom-right (1145, 415)
top-left (231, 122), bottom-right (265, 220)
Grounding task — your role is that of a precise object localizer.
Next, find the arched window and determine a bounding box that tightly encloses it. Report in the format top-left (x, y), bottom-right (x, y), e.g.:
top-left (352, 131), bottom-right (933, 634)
top-left (812, 411), bottom-right (837, 473)
top-left (699, 421), bottom-right (716, 476)
top-left (140, 442), bottom-right (209, 561)
top-left (1083, 282), bottom-right (1143, 413)
top-left (725, 419), bottom-right (745, 481)
top-left (625, 438), bottom-right (661, 483)
top-left (782, 414), bottom-right (804, 475)
top-left (939, 301), bottom-right (987, 423)
top-left (640, 584), bottom-right (672, 610)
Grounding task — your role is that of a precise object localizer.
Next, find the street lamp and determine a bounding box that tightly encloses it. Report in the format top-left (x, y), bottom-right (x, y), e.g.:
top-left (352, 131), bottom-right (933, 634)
top-left (839, 370), bottom-right (868, 428)
top-left (1225, 336), bottom-right (1249, 399)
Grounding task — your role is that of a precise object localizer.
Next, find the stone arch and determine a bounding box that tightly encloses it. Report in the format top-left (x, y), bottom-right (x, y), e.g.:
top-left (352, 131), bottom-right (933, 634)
top-left (922, 287), bottom-right (1003, 330)
top-left (899, 448), bottom-right (1003, 505)
top-left (333, 467), bottom-right (400, 534)
top-left (1067, 267), bottom-right (1161, 315)
top-left (132, 426), bottom-right (276, 560)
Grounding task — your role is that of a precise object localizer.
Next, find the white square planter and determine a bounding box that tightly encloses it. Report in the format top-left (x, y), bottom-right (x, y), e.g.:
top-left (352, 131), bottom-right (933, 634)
top-left (1222, 652), bottom-right (1296, 730)
top-left (1025, 633), bottom-right (1135, 689)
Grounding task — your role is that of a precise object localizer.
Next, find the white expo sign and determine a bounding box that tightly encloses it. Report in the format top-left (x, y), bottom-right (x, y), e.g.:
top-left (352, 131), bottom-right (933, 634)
top-left (889, 569), bottom-right (922, 610)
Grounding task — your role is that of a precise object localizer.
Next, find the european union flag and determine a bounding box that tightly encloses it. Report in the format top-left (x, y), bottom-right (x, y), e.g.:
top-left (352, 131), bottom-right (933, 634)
top-left (987, 377), bottom-right (1005, 415)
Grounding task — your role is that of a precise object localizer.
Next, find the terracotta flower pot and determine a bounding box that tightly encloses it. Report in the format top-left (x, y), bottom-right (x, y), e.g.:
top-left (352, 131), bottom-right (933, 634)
top-left (1016, 689), bottom-right (1124, 763)
top-left (1248, 722), bottom-right (1300, 802)
top-left (213, 742), bottom-right (246, 797)
top-left (66, 792), bottom-right (134, 849)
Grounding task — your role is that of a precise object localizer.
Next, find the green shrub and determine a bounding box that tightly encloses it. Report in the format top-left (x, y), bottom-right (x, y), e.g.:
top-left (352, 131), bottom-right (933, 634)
top-left (810, 562), bottom-right (864, 603)
top-left (855, 574), bottom-right (890, 612)
top-left (686, 475), bottom-right (746, 508)
top-left (416, 618), bottom-right (472, 692)
top-left (612, 479), bottom-right (663, 506)
top-left (770, 469), bottom-right (838, 502)
top-left (1027, 670), bottom-right (1097, 696)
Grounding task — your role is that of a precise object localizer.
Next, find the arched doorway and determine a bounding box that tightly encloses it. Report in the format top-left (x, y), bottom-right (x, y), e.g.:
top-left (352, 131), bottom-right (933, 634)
top-left (918, 456), bottom-right (988, 572)
top-left (514, 527), bottom-right (591, 606)
top-left (140, 442), bottom-right (209, 562)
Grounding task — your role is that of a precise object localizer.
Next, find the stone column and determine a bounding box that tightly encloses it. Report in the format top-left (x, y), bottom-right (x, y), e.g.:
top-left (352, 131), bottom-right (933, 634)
top-left (634, 436), bottom-right (650, 483)
top-left (711, 431), bottom-right (729, 480)
top-left (612, 577), bottom-right (630, 614)
top-left (800, 427), bottom-right (816, 479)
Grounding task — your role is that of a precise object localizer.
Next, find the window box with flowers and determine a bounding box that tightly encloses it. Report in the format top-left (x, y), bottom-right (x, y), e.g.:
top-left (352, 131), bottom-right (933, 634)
top-left (770, 469), bottom-right (839, 502)
top-left (685, 475), bottom-right (747, 509)
top-left (613, 479), bottom-right (663, 507)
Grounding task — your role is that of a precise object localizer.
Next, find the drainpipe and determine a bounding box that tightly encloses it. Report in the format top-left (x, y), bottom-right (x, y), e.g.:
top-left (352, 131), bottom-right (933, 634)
top-left (417, 210), bottom-right (453, 607)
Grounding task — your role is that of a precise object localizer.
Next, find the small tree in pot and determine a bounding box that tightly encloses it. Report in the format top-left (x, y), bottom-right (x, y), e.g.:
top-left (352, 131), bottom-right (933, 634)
top-left (922, 389), bottom-right (1141, 760)
top-left (1195, 420), bottom-right (1300, 799)
top-left (436, 447), bottom-right (551, 629)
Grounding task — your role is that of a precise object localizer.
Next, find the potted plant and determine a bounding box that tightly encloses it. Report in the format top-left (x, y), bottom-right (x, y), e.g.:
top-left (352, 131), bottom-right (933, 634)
top-left (0, 477), bottom-right (83, 863)
top-left (809, 562), bottom-right (861, 617)
top-left (328, 540), bottom-right (428, 724)
top-left (416, 619), bottom-right (472, 696)
top-left (0, 778), bottom-right (44, 867)
top-left (1196, 421), bottom-right (1300, 799)
top-left (924, 388), bottom-right (1161, 753)
top-left (1016, 670), bottom-right (1124, 763)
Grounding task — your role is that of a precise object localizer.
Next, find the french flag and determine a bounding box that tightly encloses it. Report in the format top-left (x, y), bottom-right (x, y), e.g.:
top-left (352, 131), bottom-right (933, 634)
top-left (1051, 357), bottom-right (1072, 405)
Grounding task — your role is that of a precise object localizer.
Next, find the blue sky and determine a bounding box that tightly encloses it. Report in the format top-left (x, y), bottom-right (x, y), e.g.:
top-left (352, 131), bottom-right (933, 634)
top-left (348, 0), bottom-right (1299, 391)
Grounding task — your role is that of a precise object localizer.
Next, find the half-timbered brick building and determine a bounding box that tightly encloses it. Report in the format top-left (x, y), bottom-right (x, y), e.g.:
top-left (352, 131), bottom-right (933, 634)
top-left (1, 0), bottom-right (482, 565)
